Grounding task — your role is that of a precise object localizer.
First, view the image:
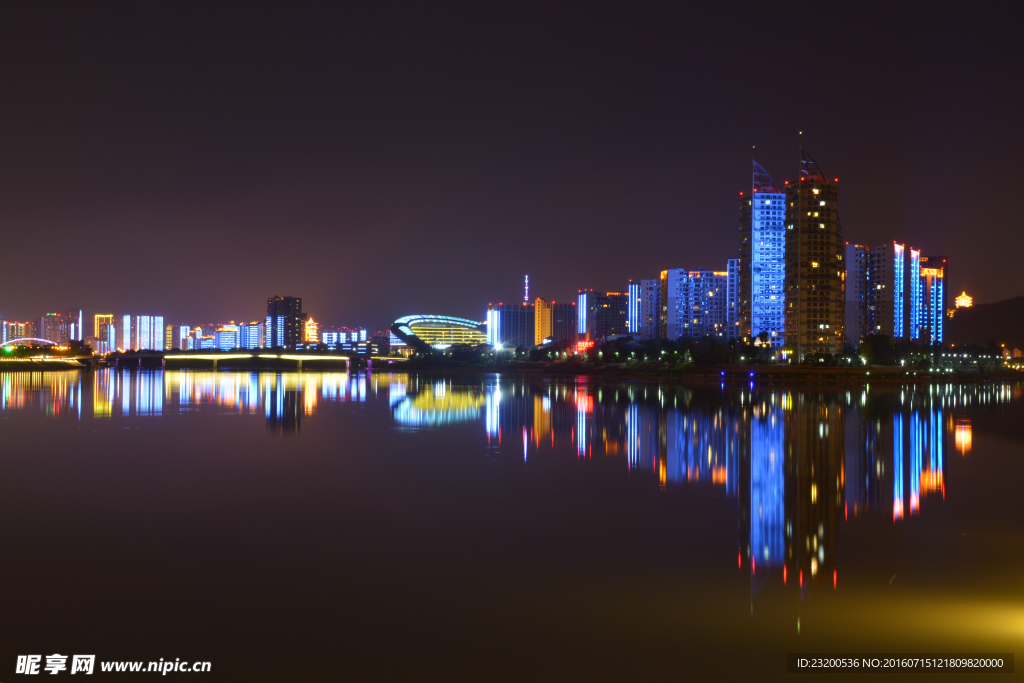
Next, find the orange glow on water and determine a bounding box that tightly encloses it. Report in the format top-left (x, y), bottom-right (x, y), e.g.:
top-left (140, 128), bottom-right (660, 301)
top-left (955, 420), bottom-right (972, 455)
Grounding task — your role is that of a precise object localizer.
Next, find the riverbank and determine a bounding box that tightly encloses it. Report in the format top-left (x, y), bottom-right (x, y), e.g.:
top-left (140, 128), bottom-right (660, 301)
top-left (391, 360), bottom-right (1024, 385)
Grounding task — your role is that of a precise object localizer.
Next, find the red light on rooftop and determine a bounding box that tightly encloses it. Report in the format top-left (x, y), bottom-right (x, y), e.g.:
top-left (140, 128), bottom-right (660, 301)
top-left (834, 178), bottom-right (838, 182)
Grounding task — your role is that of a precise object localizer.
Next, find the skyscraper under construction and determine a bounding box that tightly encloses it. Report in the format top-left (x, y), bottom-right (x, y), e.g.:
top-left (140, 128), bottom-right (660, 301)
top-left (784, 152), bottom-right (845, 360)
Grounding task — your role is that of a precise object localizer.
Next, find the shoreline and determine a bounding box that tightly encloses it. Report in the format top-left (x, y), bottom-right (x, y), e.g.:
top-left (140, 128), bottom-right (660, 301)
top-left (1, 359), bottom-right (1019, 385)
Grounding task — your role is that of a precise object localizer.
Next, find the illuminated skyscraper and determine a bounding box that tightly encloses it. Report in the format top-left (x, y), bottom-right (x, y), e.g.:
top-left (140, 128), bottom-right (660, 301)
top-left (239, 322), bottom-right (264, 349)
top-left (844, 244), bottom-right (869, 348)
top-left (784, 152), bottom-right (845, 360)
top-left (38, 313), bottom-right (61, 343)
top-left (215, 325), bottom-right (240, 350)
top-left (918, 256), bottom-right (946, 344)
top-left (486, 303), bottom-right (534, 348)
top-left (640, 278), bottom-right (660, 340)
top-left (117, 315), bottom-right (164, 350)
top-left (94, 314), bottom-right (114, 339)
top-left (678, 271), bottom-right (728, 340)
top-left (658, 269), bottom-right (686, 339)
top-left (739, 161), bottom-right (785, 347)
top-left (626, 281), bottom-right (640, 338)
top-left (659, 269), bottom-right (728, 340)
top-left (1, 320), bottom-right (35, 343)
top-left (534, 298), bottom-right (552, 345)
top-left (266, 296), bottom-right (304, 350)
top-left (726, 258), bottom-right (739, 340)
top-left (595, 292), bottom-right (628, 339)
top-left (577, 290), bottom-right (596, 340)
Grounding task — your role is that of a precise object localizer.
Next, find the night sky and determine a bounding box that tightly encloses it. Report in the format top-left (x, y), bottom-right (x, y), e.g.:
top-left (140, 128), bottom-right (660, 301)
top-left (2, 1), bottom-right (1022, 329)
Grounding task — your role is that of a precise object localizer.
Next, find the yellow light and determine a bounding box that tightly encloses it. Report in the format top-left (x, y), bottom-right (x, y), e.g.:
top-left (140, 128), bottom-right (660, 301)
top-left (955, 292), bottom-right (973, 308)
top-left (164, 354), bottom-right (254, 360)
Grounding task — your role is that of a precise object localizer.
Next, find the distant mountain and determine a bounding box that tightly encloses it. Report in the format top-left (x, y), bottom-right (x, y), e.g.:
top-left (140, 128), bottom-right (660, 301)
top-left (945, 294), bottom-right (1024, 350)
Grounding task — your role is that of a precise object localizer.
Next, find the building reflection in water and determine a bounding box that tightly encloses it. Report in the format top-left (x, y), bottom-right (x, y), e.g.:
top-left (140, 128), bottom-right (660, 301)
top-left (1, 370), bottom-right (1020, 592)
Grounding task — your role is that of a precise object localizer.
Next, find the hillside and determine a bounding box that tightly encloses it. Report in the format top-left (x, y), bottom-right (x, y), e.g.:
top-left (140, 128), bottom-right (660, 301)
top-left (945, 294), bottom-right (1024, 350)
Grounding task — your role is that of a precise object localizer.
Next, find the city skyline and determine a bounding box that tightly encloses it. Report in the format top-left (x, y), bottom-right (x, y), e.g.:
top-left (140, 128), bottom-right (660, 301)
top-left (1, 3), bottom-right (1022, 327)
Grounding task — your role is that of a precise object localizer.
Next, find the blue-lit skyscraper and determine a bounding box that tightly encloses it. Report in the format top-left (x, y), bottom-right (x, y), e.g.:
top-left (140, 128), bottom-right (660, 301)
top-left (239, 322), bottom-right (264, 349)
top-left (726, 258), bottom-right (739, 340)
top-left (908, 248), bottom-right (922, 340)
top-left (577, 290), bottom-right (595, 340)
top-left (486, 303), bottom-right (534, 348)
top-left (627, 281), bottom-right (640, 338)
top-left (739, 160), bottom-right (785, 347)
top-left (919, 256), bottom-right (945, 344)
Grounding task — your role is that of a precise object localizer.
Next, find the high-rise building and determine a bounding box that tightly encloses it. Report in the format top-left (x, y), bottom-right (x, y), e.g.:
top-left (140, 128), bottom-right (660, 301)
top-left (659, 269), bottom-right (728, 341)
top-left (627, 281), bottom-right (640, 338)
top-left (726, 258), bottom-right (740, 340)
top-left (595, 292), bottom-right (629, 339)
top-left (866, 243), bottom-right (902, 340)
top-left (38, 313), bottom-right (62, 343)
top-left (577, 290), bottom-right (597, 341)
top-left (739, 161), bottom-right (786, 346)
top-left (95, 314), bottom-right (114, 339)
top-left (550, 302), bottom-right (577, 344)
top-left (486, 303), bottom-right (534, 348)
top-left (659, 269), bottom-right (686, 340)
top-left (215, 325), bottom-right (240, 350)
top-left (783, 152), bottom-right (845, 360)
top-left (918, 256), bottom-right (946, 345)
top-left (679, 271), bottom-right (728, 340)
top-left (2, 320), bottom-right (35, 344)
top-left (640, 279), bottom-right (660, 340)
top-left (136, 315), bottom-right (164, 351)
top-left (95, 323), bottom-right (117, 354)
top-left (266, 296), bottom-right (304, 350)
top-left (117, 315), bottom-right (164, 351)
top-left (239, 322), bottom-right (264, 349)
top-left (847, 242), bottom-right (940, 347)
top-left (577, 291), bottom-right (628, 341)
top-left (534, 298), bottom-right (552, 345)
top-left (844, 244), bottom-right (869, 348)
top-left (165, 324), bottom-right (192, 351)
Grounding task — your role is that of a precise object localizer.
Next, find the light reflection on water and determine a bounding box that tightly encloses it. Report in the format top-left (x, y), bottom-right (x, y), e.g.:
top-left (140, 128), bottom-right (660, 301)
top-left (2, 369), bottom-right (1023, 671)
top-left (0, 370), bottom-right (1018, 591)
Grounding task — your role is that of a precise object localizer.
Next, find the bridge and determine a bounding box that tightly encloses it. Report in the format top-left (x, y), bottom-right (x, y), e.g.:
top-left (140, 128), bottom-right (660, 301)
top-left (0, 338), bottom-right (90, 365)
top-left (162, 353), bottom-right (406, 370)
top-left (0, 337), bottom-right (62, 348)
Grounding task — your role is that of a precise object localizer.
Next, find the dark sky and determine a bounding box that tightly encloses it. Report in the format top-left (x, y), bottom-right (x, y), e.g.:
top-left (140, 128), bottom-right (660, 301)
top-left (2, 1), bottom-right (1022, 329)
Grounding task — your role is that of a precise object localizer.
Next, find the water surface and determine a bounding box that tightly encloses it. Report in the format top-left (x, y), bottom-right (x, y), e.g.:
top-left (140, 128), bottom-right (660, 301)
top-left (1, 370), bottom-right (1022, 680)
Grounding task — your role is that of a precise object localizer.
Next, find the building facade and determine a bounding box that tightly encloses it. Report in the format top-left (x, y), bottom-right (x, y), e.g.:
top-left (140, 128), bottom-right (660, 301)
top-left (726, 258), bottom-right (739, 340)
top-left (550, 302), bottom-right (577, 344)
top-left (627, 281), bottom-right (640, 338)
top-left (118, 315), bottom-right (164, 351)
top-left (844, 244), bottom-right (869, 348)
top-left (659, 269), bottom-right (728, 341)
top-left (783, 152), bottom-right (845, 360)
top-left (486, 303), bottom-right (534, 348)
top-left (739, 161), bottom-right (786, 347)
top-left (534, 298), bottom-right (552, 345)
top-left (918, 256), bottom-right (946, 345)
top-left (640, 278), bottom-right (660, 341)
top-left (266, 296), bottom-right (304, 350)
top-left (595, 292), bottom-right (628, 339)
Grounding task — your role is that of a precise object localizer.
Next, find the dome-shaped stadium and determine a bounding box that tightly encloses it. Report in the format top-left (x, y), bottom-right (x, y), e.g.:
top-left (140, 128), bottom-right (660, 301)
top-left (390, 315), bottom-right (486, 351)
